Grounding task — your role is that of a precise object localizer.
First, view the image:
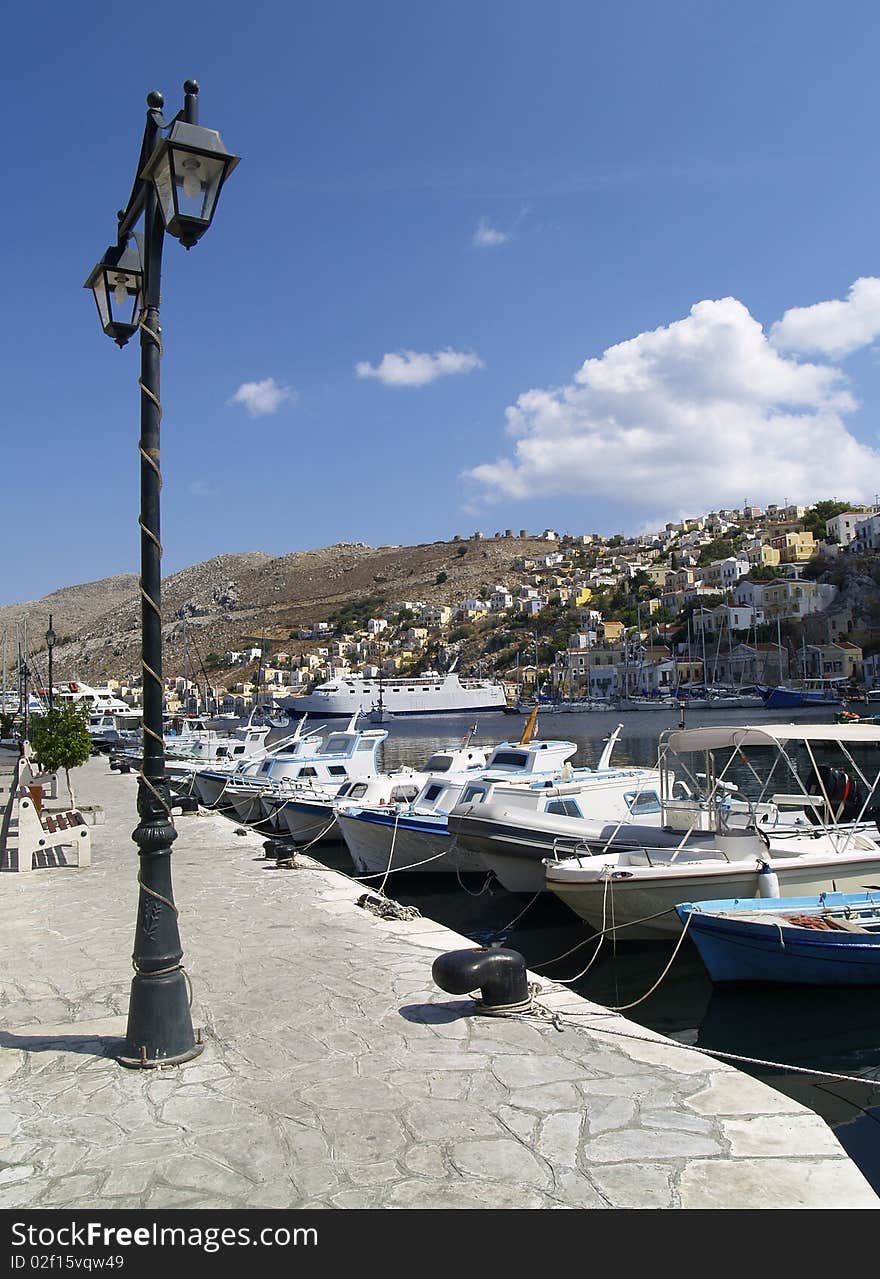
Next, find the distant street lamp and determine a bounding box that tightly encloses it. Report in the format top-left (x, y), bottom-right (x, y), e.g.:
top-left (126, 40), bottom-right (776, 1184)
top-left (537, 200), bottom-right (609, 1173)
top-left (84, 81), bottom-right (238, 1069)
top-left (45, 617), bottom-right (55, 711)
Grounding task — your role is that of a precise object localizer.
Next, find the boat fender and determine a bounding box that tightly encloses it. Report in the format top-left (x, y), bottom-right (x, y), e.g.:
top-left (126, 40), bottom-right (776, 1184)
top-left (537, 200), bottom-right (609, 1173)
top-left (432, 944), bottom-right (531, 1014)
top-left (757, 859), bottom-right (780, 898)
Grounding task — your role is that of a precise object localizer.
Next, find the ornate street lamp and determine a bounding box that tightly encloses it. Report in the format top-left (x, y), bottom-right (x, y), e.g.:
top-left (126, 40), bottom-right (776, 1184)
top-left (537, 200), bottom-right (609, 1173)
top-left (84, 237), bottom-right (144, 348)
top-left (84, 81), bottom-right (238, 1069)
top-left (45, 616), bottom-right (55, 711)
top-left (140, 119), bottom-right (239, 249)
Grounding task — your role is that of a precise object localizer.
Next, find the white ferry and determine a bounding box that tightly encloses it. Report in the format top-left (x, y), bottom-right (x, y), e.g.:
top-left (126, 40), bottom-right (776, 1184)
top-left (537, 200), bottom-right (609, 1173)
top-left (280, 662), bottom-right (507, 718)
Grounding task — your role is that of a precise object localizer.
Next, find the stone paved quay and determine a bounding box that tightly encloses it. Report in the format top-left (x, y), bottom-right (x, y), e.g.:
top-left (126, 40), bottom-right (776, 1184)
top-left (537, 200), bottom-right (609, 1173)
top-left (1, 756), bottom-right (878, 1210)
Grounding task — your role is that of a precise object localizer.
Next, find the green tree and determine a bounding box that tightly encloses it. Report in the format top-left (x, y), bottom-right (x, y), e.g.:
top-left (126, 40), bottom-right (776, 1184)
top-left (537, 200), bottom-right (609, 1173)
top-left (697, 537), bottom-right (740, 566)
top-left (28, 704), bottom-right (92, 810)
top-left (802, 500), bottom-right (853, 539)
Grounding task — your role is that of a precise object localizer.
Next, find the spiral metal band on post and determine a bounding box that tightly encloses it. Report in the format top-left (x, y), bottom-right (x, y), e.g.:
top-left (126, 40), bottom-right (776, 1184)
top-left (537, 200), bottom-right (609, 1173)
top-left (137, 314), bottom-right (172, 821)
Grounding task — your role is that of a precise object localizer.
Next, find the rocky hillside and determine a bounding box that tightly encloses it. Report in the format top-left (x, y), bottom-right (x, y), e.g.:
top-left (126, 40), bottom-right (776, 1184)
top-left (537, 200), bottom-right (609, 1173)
top-left (1, 537), bottom-right (555, 684)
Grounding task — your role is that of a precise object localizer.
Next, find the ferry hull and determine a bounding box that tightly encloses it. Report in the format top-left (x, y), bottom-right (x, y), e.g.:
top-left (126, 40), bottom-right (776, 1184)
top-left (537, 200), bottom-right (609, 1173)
top-left (282, 702), bottom-right (507, 719)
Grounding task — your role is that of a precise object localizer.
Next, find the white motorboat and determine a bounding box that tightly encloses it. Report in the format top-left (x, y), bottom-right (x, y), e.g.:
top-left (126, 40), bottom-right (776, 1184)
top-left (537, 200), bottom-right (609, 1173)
top-left (542, 724), bottom-right (880, 939)
top-left (88, 711), bottom-right (143, 752)
top-left (274, 739), bottom-right (490, 847)
top-left (191, 716), bottom-right (325, 810)
top-left (219, 716), bottom-right (389, 832)
top-left (56, 681), bottom-right (136, 716)
top-left (337, 721), bottom-right (648, 881)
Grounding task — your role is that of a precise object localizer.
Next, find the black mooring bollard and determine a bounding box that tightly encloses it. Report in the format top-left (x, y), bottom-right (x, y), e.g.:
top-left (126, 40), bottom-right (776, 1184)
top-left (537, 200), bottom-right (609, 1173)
top-left (263, 838), bottom-right (294, 861)
top-left (432, 945), bottom-right (531, 1013)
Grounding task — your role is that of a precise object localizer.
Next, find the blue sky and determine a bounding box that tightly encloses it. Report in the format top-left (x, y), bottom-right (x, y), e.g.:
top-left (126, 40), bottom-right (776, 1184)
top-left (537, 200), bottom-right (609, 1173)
top-left (4, 1), bottom-right (880, 603)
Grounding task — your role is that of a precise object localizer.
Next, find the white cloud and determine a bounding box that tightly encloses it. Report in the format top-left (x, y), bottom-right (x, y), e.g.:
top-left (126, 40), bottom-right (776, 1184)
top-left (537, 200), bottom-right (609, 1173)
top-left (188, 479), bottom-right (216, 498)
top-left (465, 292), bottom-right (880, 518)
top-left (473, 218), bottom-right (510, 248)
top-left (356, 348), bottom-right (484, 387)
top-left (770, 277), bottom-right (880, 358)
top-left (228, 377), bottom-right (296, 417)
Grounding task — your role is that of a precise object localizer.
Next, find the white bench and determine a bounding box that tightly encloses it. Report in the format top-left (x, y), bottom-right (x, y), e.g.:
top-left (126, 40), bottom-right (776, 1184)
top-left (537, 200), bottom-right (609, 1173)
top-left (0, 752), bottom-right (91, 873)
top-left (6, 793), bottom-right (91, 872)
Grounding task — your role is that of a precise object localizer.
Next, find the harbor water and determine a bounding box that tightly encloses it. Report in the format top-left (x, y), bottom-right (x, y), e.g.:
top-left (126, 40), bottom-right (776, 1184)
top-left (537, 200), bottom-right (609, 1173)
top-left (288, 703), bottom-right (880, 1193)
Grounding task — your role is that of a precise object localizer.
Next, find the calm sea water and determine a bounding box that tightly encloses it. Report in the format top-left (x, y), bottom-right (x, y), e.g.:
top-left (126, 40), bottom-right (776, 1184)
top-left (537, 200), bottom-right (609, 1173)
top-left (273, 704), bottom-right (880, 1193)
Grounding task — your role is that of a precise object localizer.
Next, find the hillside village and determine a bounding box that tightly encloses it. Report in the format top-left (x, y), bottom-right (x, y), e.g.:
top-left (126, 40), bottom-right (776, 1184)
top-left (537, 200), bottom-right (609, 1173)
top-left (14, 497), bottom-right (879, 715)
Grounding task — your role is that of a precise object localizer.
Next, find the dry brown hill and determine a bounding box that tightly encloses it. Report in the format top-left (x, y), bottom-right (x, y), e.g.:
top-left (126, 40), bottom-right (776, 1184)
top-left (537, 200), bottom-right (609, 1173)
top-left (2, 537), bottom-right (557, 684)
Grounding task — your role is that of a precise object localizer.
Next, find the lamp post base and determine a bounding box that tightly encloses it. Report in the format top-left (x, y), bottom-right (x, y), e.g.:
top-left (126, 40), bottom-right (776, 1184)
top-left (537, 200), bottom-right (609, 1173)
top-left (117, 969), bottom-right (205, 1069)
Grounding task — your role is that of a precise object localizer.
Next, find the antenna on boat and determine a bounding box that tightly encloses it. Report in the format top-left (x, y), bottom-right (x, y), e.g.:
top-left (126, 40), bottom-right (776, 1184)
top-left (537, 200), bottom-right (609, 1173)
top-left (460, 723), bottom-right (478, 748)
top-left (598, 723), bottom-right (623, 770)
top-left (345, 710), bottom-right (359, 733)
top-left (519, 704), bottom-right (539, 745)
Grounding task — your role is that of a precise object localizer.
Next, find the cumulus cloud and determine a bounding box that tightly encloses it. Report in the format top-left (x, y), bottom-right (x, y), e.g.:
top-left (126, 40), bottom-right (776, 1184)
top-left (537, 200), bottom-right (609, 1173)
top-left (473, 218), bottom-right (510, 248)
top-left (465, 292), bottom-right (880, 518)
top-left (770, 277), bottom-right (880, 358)
top-left (227, 377), bottom-right (296, 417)
top-left (356, 348), bottom-right (484, 387)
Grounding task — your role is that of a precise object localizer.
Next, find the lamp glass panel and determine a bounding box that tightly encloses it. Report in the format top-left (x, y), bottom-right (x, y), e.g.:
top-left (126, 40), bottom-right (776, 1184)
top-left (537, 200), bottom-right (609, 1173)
top-left (92, 276), bottom-right (112, 330)
top-left (106, 268), bottom-right (141, 328)
top-left (150, 148), bottom-right (177, 229)
top-left (169, 148), bottom-right (227, 225)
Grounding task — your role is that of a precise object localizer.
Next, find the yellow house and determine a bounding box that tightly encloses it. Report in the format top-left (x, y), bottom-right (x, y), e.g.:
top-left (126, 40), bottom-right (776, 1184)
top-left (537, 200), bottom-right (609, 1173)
top-left (749, 544), bottom-right (781, 566)
top-left (600, 620), bottom-right (625, 643)
top-left (574, 587), bottom-right (593, 606)
top-left (771, 531), bottom-right (816, 563)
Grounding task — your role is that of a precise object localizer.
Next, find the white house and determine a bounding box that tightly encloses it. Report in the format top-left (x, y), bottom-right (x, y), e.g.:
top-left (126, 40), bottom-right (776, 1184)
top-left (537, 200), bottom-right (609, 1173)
top-left (826, 511), bottom-right (870, 545)
top-left (854, 514), bottom-right (880, 553)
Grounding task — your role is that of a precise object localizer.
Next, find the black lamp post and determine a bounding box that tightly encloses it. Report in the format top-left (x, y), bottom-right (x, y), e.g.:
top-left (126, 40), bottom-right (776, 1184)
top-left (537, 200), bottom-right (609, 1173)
top-left (84, 81), bottom-right (238, 1069)
top-left (45, 616), bottom-right (55, 711)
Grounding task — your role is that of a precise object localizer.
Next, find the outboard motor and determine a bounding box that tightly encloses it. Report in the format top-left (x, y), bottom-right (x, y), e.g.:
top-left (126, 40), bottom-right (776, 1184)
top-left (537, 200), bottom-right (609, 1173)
top-left (806, 766), bottom-right (857, 825)
top-left (432, 944), bottom-right (531, 1014)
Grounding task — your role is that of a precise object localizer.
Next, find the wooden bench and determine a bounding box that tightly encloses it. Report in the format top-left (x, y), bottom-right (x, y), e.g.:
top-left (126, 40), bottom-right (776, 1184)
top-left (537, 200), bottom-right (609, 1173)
top-left (7, 793), bottom-right (91, 872)
top-left (0, 753), bottom-right (90, 873)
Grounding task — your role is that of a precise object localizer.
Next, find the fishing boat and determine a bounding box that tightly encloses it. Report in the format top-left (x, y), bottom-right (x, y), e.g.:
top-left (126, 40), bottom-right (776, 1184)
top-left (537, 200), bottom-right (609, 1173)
top-left (677, 891), bottom-right (880, 985)
top-left (364, 673), bottom-right (394, 724)
top-left (217, 716), bottom-right (389, 831)
top-left (337, 714), bottom-right (587, 877)
top-left (270, 735), bottom-right (492, 846)
top-left (281, 658), bottom-right (506, 718)
top-left (755, 681), bottom-right (844, 709)
top-left (444, 722), bottom-right (684, 891)
top-left (191, 716), bottom-right (326, 811)
top-left (88, 711), bottom-right (143, 752)
top-left (541, 723), bottom-right (880, 939)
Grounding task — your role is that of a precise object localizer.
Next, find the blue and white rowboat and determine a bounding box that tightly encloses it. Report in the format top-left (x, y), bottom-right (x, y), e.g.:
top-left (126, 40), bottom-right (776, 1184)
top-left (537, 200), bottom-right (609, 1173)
top-left (677, 891), bottom-right (880, 986)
